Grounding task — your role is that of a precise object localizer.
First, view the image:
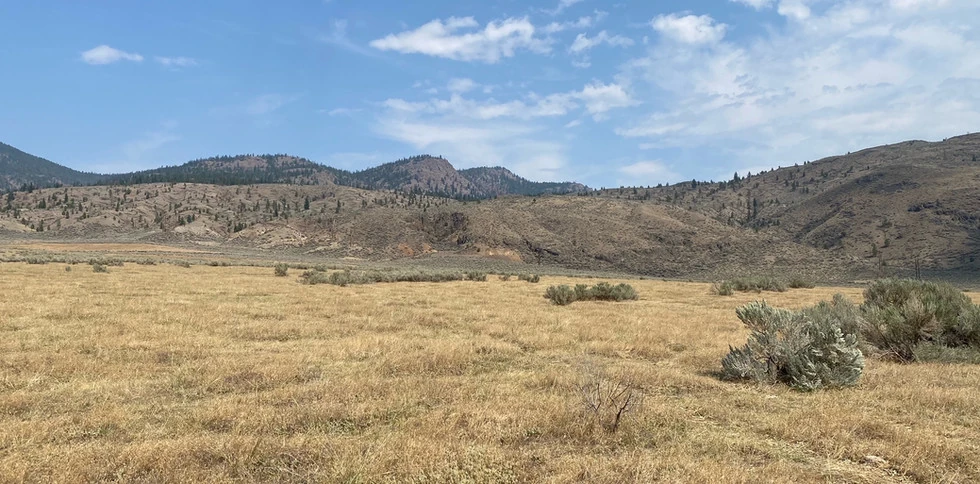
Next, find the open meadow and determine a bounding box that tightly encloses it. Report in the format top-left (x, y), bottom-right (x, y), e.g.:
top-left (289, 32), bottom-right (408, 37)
top-left (1, 261), bottom-right (979, 483)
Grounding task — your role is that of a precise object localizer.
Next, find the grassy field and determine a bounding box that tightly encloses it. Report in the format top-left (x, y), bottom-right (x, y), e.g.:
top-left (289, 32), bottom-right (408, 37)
top-left (1, 262), bottom-right (979, 483)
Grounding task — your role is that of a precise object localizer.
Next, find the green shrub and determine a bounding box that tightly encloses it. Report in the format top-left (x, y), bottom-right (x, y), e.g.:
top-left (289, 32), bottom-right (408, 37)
top-left (65, 265), bottom-right (72, 272)
top-left (466, 271), bottom-right (488, 282)
top-left (173, 261), bottom-right (192, 268)
top-left (860, 279), bottom-right (978, 362)
top-left (712, 281), bottom-right (735, 296)
top-left (136, 259), bottom-right (157, 266)
top-left (545, 285), bottom-right (577, 306)
top-left (499, 274), bottom-right (511, 281)
top-left (721, 300), bottom-right (865, 391)
top-left (713, 277), bottom-right (787, 295)
top-left (92, 263), bottom-right (109, 273)
top-left (274, 263), bottom-right (289, 277)
top-left (545, 282), bottom-right (639, 306)
top-left (26, 257), bottom-right (48, 265)
top-left (787, 276), bottom-right (816, 289)
top-left (588, 282), bottom-right (639, 302)
top-left (519, 274), bottom-right (541, 283)
top-left (299, 270), bottom-right (332, 285)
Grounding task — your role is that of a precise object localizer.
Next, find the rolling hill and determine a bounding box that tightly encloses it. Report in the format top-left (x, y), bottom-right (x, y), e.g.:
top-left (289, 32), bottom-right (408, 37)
top-left (0, 142), bottom-right (102, 191)
top-left (1, 135), bottom-right (978, 278)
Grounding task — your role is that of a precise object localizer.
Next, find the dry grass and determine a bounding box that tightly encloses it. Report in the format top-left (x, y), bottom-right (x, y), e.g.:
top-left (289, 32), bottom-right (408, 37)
top-left (1, 263), bottom-right (978, 482)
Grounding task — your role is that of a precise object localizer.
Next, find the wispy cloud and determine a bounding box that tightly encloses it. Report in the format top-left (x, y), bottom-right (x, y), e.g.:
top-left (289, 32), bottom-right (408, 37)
top-left (155, 56), bottom-right (198, 68)
top-left (619, 0), bottom-right (980, 175)
top-left (319, 19), bottom-right (381, 57)
top-left (80, 45), bottom-right (143, 65)
top-left (369, 17), bottom-right (550, 63)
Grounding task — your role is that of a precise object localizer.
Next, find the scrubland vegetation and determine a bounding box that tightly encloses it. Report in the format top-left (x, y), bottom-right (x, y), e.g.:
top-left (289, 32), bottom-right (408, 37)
top-left (1, 261), bottom-right (980, 482)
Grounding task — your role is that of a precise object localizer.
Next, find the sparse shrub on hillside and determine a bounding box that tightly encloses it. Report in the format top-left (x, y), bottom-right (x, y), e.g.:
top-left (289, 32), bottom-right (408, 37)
top-left (721, 299), bottom-right (865, 391)
top-left (274, 263), bottom-right (289, 277)
top-left (860, 278), bottom-right (979, 362)
top-left (92, 263), bottom-right (109, 273)
top-left (519, 274), bottom-right (541, 283)
top-left (466, 271), bottom-right (488, 282)
top-left (545, 282), bottom-right (639, 306)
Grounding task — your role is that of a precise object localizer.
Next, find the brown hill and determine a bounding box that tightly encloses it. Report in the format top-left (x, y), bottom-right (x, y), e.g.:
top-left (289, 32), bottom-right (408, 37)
top-left (2, 134), bottom-right (978, 279)
top-left (595, 134), bottom-right (980, 272)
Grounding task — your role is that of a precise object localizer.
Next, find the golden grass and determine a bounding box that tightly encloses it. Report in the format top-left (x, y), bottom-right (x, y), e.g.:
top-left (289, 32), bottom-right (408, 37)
top-left (1, 263), bottom-right (978, 482)
top-left (1, 242), bottom-right (205, 253)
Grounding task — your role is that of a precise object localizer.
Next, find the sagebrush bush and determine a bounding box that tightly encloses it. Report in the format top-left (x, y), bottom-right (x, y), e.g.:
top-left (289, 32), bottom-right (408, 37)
top-left (466, 271), bottom-right (488, 282)
top-left (545, 285), bottom-right (577, 306)
top-left (300, 270), bottom-right (472, 286)
top-left (545, 282), bottom-right (639, 306)
top-left (519, 274), bottom-right (541, 283)
top-left (712, 277), bottom-right (787, 295)
top-left (787, 276), bottom-right (816, 289)
top-left (274, 263), bottom-right (289, 277)
top-left (721, 299), bottom-right (865, 391)
top-left (92, 263), bottom-right (109, 273)
top-left (860, 278), bottom-right (979, 362)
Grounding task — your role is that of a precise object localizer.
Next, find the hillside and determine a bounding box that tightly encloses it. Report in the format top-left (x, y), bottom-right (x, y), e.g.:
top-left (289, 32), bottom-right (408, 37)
top-left (595, 133), bottom-right (980, 272)
top-left (0, 180), bottom-right (861, 279)
top-left (95, 153), bottom-right (586, 198)
top-left (0, 142), bottom-right (102, 191)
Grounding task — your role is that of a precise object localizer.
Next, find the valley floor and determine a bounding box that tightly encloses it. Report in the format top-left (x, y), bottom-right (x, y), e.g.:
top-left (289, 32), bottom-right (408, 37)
top-left (1, 261), bottom-right (979, 482)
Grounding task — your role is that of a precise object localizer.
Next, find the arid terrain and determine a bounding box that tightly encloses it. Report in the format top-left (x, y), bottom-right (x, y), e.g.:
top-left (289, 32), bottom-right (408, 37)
top-left (3, 134), bottom-right (979, 280)
top-left (1, 258), bottom-right (979, 482)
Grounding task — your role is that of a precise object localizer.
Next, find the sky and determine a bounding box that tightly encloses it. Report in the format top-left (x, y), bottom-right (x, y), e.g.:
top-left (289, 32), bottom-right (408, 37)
top-left (1, 0), bottom-right (978, 188)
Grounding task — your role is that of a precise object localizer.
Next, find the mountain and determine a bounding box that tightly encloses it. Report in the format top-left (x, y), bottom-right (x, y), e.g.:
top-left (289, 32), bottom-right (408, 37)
top-left (96, 153), bottom-right (588, 198)
top-left (0, 142), bottom-right (102, 191)
top-left (100, 154), bottom-right (334, 186)
top-left (459, 166), bottom-right (587, 197)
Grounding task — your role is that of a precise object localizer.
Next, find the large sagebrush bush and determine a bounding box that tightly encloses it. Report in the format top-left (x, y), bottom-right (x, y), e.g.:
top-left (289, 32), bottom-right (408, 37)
top-left (721, 299), bottom-right (865, 391)
top-left (860, 279), bottom-right (979, 362)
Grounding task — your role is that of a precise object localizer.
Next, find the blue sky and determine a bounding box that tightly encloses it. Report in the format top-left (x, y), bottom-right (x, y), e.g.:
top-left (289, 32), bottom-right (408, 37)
top-left (1, 0), bottom-right (978, 187)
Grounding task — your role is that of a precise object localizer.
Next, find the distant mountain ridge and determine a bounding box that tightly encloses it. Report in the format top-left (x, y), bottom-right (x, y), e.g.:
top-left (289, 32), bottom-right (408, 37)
top-left (0, 142), bottom-right (102, 191)
top-left (0, 143), bottom-right (588, 199)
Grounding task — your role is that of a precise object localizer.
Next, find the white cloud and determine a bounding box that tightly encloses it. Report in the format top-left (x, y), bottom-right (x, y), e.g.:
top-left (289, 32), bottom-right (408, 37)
top-left (546, 0), bottom-right (585, 16)
top-left (543, 10), bottom-right (607, 33)
top-left (777, 0), bottom-right (812, 20)
top-left (155, 56), bottom-right (197, 68)
top-left (80, 45), bottom-right (143, 65)
top-left (575, 81), bottom-right (636, 115)
top-left (619, 0), bottom-right (980, 175)
top-left (369, 17), bottom-right (549, 63)
top-left (447, 78), bottom-right (478, 93)
top-left (569, 31), bottom-right (634, 53)
top-left (651, 14), bottom-right (727, 45)
top-left (730, 0), bottom-right (774, 9)
top-left (380, 81), bottom-right (633, 121)
top-left (618, 160), bottom-right (682, 185)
